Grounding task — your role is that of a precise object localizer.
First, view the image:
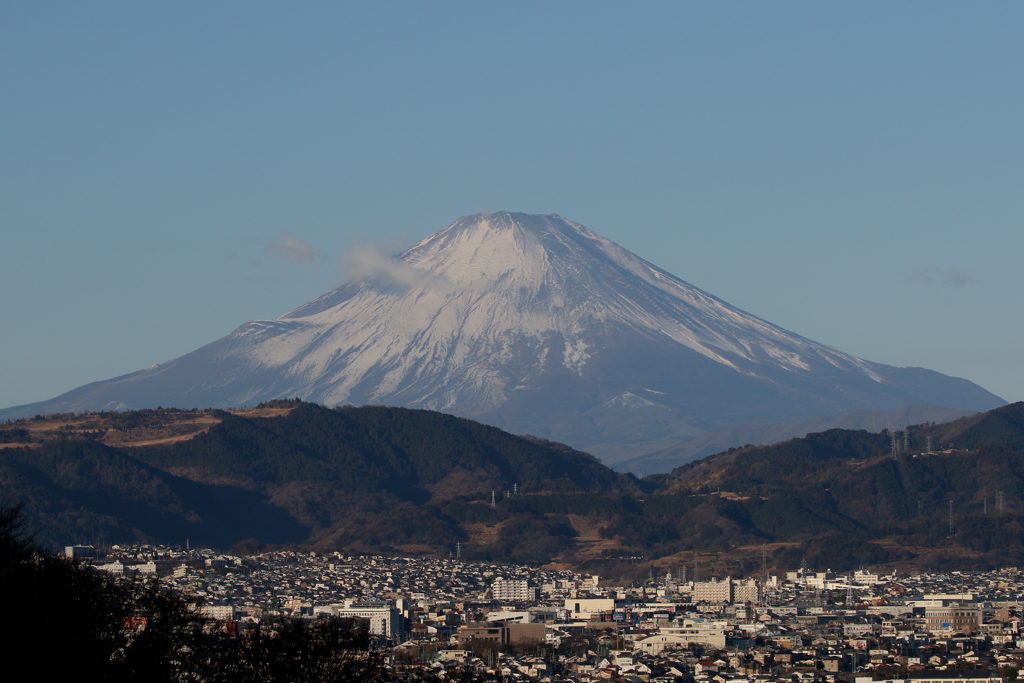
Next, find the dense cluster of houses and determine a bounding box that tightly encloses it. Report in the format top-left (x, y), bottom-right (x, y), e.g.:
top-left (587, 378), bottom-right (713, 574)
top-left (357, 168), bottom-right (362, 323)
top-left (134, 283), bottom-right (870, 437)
top-left (75, 543), bottom-right (1024, 682)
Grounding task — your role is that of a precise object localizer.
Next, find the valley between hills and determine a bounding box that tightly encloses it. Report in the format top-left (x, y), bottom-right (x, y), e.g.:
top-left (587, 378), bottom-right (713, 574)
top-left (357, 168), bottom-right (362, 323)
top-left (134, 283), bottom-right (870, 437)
top-left (3, 399), bottom-right (1024, 579)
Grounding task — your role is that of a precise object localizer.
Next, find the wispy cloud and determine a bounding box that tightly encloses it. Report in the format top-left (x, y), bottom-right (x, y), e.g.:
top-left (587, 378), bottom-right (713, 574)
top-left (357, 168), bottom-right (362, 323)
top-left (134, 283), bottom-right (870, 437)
top-left (341, 241), bottom-right (453, 293)
top-left (938, 269), bottom-right (974, 287)
top-left (269, 233), bottom-right (323, 267)
top-left (907, 266), bottom-right (976, 288)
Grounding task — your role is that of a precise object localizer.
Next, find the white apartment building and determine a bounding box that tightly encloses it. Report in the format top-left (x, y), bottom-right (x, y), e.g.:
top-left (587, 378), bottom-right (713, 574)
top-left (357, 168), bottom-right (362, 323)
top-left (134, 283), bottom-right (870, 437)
top-left (563, 597), bottom-right (617, 619)
top-left (634, 618), bottom-right (729, 653)
top-left (492, 578), bottom-right (538, 602)
top-left (318, 601), bottom-right (402, 639)
top-left (691, 577), bottom-right (760, 604)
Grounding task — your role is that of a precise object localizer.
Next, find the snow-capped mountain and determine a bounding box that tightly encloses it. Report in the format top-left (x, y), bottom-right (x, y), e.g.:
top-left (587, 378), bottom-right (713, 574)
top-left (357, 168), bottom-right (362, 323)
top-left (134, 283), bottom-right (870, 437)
top-left (1, 212), bottom-right (1005, 461)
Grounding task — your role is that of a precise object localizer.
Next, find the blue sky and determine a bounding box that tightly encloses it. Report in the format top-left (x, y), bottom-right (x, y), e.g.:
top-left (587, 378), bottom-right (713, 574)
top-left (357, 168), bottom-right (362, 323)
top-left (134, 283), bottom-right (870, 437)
top-left (2, 2), bottom-right (1022, 409)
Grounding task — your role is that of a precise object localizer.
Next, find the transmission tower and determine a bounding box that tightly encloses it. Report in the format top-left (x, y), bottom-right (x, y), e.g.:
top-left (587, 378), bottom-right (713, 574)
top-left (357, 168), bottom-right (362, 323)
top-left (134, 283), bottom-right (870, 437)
top-left (761, 543), bottom-right (768, 585)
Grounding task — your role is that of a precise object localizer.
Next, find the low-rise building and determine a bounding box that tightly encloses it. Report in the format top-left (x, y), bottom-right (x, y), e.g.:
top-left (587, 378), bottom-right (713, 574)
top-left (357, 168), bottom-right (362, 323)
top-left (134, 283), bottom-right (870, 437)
top-left (925, 604), bottom-right (982, 635)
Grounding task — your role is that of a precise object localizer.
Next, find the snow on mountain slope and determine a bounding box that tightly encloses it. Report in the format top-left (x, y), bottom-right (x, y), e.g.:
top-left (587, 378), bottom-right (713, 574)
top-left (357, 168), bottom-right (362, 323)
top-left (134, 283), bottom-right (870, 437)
top-left (0, 212), bottom-right (1005, 460)
top-left (255, 212), bottom-right (877, 405)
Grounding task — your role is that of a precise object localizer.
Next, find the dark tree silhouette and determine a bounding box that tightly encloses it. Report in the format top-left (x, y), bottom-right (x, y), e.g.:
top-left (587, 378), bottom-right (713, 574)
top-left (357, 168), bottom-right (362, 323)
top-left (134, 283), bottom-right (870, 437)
top-left (0, 502), bottom-right (396, 682)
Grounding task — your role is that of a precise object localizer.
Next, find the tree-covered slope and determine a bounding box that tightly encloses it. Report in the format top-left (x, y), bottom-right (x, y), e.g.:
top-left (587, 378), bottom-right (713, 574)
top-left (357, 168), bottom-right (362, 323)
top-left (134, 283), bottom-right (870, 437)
top-left (628, 402), bottom-right (1024, 571)
top-left (136, 402), bottom-right (626, 499)
top-left (0, 439), bottom-right (308, 549)
top-left (5, 401), bottom-right (1024, 573)
top-left (0, 402), bottom-right (634, 557)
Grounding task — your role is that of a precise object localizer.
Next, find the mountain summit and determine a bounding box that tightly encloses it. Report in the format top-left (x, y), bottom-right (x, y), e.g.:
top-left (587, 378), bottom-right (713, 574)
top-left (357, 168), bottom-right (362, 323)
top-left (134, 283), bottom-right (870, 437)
top-left (2, 212), bottom-right (1004, 460)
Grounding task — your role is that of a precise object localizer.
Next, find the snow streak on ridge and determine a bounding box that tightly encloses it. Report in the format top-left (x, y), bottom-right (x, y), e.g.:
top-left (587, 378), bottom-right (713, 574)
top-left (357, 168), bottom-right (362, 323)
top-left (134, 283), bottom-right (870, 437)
top-left (244, 212), bottom-right (882, 411)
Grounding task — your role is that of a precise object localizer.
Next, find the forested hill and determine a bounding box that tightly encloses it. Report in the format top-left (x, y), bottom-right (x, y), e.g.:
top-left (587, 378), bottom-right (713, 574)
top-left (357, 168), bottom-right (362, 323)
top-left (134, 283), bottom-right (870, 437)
top-left (0, 401), bottom-right (636, 556)
top-left (632, 402), bottom-right (1024, 572)
top-left (659, 401), bottom-right (1024, 492)
top-left (136, 402), bottom-right (629, 499)
top-left (5, 401), bottom-right (1024, 574)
